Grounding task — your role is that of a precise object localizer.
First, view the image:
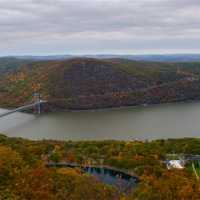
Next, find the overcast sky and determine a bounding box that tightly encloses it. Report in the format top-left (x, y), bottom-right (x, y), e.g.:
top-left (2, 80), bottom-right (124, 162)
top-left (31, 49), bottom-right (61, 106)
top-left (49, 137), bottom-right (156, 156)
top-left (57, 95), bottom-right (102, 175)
top-left (0, 0), bottom-right (200, 56)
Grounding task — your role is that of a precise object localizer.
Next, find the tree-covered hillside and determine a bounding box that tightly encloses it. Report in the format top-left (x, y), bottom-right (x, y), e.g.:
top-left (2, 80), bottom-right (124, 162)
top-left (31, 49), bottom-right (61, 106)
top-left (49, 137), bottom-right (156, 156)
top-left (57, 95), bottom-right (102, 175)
top-left (0, 57), bottom-right (33, 76)
top-left (0, 134), bottom-right (200, 200)
top-left (1, 58), bottom-right (200, 109)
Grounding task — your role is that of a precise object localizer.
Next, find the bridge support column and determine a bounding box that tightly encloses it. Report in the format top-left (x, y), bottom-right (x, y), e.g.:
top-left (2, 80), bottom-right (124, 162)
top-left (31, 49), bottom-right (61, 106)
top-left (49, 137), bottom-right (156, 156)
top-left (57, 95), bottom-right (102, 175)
top-left (33, 92), bottom-right (42, 114)
top-left (37, 102), bottom-right (41, 114)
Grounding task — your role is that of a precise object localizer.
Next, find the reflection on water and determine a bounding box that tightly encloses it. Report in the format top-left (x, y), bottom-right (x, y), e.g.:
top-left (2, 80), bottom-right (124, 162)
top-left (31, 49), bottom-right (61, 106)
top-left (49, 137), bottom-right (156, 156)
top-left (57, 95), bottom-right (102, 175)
top-left (84, 167), bottom-right (138, 191)
top-left (1, 102), bottom-right (200, 140)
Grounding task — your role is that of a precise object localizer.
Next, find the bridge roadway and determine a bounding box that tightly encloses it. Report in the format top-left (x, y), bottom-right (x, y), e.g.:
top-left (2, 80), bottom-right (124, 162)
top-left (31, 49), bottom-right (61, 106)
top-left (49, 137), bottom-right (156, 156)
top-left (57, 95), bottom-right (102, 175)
top-left (0, 100), bottom-right (46, 118)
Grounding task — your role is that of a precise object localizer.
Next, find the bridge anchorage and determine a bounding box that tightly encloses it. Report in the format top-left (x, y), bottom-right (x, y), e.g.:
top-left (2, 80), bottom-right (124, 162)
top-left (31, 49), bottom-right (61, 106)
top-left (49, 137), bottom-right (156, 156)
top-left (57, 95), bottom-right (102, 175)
top-left (0, 93), bottom-right (47, 119)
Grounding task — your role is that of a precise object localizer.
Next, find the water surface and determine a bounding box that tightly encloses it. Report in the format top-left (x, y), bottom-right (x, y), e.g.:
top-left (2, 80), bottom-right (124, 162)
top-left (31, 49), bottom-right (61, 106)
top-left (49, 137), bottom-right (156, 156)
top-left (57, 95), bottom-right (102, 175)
top-left (84, 167), bottom-right (138, 191)
top-left (1, 102), bottom-right (200, 140)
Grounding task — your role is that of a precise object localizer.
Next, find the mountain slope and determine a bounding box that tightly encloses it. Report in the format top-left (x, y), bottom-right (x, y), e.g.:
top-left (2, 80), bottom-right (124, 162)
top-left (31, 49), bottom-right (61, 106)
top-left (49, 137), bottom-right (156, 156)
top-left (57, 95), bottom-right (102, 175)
top-left (0, 58), bottom-right (200, 110)
top-left (0, 57), bottom-right (33, 76)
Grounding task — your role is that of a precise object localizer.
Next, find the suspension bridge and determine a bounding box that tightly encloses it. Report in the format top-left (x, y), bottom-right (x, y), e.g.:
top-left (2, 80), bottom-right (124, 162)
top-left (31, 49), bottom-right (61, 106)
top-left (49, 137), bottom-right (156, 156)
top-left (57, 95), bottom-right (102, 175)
top-left (0, 93), bottom-right (46, 118)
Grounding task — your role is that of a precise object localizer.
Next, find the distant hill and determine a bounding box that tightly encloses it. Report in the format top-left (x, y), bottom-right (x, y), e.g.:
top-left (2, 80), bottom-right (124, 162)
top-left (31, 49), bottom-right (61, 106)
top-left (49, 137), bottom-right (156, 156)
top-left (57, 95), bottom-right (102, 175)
top-left (8, 54), bottom-right (200, 62)
top-left (119, 54), bottom-right (200, 62)
top-left (15, 55), bottom-right (74, 61)
top-left (1, 57), bottom-right (200, 110)
top-left (0, 57), bottom-right (33, 76)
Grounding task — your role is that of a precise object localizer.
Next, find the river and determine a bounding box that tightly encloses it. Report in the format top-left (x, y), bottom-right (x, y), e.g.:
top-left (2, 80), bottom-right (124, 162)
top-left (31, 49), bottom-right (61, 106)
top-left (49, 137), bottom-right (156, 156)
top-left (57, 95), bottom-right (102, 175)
top-left (0, 102), bottom-right (200, 141)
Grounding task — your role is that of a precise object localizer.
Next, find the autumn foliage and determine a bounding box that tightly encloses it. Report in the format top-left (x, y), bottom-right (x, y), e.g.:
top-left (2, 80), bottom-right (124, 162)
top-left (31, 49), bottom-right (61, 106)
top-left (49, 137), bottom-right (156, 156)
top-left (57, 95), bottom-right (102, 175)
top-left (0, 135), bottom-right (200, 199)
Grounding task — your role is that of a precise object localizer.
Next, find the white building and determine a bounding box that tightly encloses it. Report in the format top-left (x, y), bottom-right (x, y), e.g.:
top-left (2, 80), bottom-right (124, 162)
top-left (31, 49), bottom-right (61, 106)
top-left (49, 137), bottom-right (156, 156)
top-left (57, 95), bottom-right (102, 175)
top-left (167, 160), bottom-right (185, 169)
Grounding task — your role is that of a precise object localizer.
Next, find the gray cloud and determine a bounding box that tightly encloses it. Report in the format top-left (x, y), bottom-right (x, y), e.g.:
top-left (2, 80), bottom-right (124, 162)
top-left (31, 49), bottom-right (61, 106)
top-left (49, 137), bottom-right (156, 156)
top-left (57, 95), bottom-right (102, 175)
top-left (0, 0), bottom-right (200, 55)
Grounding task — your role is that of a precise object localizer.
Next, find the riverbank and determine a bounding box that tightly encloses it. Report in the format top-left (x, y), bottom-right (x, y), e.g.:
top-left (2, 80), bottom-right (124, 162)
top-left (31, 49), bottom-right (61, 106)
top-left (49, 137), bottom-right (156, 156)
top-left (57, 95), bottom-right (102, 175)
top-left (66, 99), bottom-right (200, 113)
top-left (1, 98), bottom-right (200, 114)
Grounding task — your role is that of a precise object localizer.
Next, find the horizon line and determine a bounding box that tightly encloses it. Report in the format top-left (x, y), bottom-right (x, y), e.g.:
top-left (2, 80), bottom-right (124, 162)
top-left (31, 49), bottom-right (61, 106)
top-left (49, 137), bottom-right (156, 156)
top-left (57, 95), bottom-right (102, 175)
top-left (2, 52), bottom-right (200, 57)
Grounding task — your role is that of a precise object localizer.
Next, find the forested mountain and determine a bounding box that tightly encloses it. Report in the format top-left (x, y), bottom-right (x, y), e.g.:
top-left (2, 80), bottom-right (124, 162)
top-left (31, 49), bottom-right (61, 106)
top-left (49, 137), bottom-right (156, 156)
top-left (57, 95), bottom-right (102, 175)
top-left (0, 57), bottom-right (33, 76)
top-left (102, 54), bottom-right (200, 62)
top-left (11, 53), bottom-right (200, 62)
top-left (1, 57), bottom-right (200, 109)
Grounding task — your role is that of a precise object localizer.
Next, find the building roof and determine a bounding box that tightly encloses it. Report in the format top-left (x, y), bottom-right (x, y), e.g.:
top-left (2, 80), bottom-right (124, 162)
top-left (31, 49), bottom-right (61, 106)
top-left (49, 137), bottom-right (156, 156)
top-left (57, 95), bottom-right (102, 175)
top-left (167, 160), bottom-right (184, 169)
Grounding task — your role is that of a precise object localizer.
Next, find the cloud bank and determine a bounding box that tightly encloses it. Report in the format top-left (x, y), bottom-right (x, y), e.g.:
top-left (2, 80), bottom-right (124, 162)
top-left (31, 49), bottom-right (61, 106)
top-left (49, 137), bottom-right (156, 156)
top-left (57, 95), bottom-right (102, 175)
top-left (0, 0), bottom-right (200, 55)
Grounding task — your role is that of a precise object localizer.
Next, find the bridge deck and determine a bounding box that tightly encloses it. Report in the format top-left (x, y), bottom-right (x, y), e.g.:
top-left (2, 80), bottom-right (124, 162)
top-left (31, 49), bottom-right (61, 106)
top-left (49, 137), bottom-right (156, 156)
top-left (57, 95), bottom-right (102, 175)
top-left (0, 100), bottom-right (46, 118)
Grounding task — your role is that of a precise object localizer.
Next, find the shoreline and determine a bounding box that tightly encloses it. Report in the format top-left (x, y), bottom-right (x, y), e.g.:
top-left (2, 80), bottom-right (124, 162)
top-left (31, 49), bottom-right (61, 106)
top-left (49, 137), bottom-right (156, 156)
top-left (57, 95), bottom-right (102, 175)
top-left (1, 99), bottom-right (200, 114)
top-left (61, 99), bottom-right (200, 113)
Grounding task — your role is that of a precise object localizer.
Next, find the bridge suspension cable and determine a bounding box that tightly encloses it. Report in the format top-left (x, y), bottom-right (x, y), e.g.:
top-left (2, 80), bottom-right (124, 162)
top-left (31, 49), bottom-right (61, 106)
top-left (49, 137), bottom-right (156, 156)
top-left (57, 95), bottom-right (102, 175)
top-left (0, 93), bottom-right (46, 118)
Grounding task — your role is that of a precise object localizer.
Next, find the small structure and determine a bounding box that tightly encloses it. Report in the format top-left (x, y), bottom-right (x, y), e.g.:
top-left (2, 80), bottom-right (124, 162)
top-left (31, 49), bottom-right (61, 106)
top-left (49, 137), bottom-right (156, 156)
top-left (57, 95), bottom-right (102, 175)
top-left (166, 160), bottom-right (185, 170)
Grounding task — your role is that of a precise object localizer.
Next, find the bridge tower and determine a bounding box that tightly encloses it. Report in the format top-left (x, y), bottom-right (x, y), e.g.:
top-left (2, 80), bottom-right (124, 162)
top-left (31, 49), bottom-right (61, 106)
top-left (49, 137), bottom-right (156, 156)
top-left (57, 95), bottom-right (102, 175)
top-left (33, 92), bottom-right (41, 114)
